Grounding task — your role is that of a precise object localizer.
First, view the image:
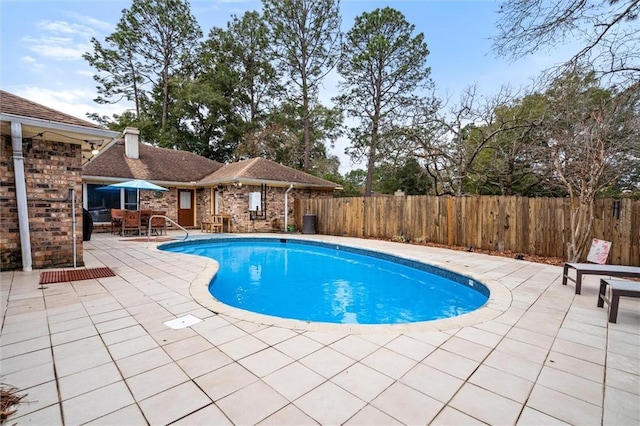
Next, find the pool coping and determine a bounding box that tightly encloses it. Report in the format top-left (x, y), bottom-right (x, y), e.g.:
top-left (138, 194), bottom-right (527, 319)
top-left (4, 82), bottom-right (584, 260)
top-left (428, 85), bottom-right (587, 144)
top-left (153, 235), bottom-right (513, 334)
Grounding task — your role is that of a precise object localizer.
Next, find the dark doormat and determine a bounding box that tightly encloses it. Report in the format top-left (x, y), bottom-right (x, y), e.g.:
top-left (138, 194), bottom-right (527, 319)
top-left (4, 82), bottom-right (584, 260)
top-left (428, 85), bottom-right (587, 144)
top-left (39, 267), bottom-right (116, 284)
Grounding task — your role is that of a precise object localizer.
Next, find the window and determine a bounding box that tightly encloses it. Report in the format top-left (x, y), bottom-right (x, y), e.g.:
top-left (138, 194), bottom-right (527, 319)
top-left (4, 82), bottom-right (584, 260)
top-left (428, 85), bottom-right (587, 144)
top-left (86, 184), bottom-right (139, 222)
top-left (86, 184), bottom-right (120, 223)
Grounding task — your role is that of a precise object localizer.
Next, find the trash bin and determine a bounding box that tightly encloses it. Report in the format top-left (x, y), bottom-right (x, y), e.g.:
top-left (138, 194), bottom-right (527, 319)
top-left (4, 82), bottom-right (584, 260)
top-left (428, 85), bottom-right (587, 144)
top-left (302, 214), bottom-right (317, 234)
top-left (82, 208), bottom-right (93, 241)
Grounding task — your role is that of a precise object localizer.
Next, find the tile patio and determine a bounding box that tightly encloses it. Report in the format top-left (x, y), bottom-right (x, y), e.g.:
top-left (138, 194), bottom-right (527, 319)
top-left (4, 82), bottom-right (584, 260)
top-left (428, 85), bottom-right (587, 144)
top-left (1, 232), bottom-right (638, 425)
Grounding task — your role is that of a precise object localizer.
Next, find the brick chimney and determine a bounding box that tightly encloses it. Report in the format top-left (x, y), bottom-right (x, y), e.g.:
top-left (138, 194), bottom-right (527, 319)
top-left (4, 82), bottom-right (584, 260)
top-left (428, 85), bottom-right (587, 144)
top-left (123, 127), bottom-right (140, 159)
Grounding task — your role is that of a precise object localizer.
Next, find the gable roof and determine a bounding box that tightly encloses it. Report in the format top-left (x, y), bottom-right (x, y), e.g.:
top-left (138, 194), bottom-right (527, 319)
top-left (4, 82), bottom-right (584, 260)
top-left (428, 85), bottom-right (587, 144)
top-left (0, 90), bottom-right (105, 130)
top-left (200, 157), bottom-right (338, 188)
top-left (83, 140), bottom-right (224, 183)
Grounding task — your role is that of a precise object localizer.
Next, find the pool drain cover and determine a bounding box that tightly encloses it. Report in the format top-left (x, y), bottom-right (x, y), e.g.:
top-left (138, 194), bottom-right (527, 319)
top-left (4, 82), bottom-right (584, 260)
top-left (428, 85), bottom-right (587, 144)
top-left (164, 314), bottom-right (203, 329)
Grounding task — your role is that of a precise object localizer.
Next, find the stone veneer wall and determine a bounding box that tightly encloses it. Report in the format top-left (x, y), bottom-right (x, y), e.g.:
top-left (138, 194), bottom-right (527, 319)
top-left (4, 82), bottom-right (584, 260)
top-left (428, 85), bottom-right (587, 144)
top-left (195, 184), bottom-right (333, 233)
top-left (1, 137), bottom-right (84, 270)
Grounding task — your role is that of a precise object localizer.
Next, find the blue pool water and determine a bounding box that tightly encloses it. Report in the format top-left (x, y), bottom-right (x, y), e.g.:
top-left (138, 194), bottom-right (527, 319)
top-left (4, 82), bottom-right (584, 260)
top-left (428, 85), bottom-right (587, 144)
top-left (162, 238), bottom-right (489, 324)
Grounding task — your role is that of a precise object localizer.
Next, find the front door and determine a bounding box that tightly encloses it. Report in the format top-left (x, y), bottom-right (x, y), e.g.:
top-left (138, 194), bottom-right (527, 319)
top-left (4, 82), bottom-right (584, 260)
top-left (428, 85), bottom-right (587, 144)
top-left (177, 189), bottom-right (194, 227)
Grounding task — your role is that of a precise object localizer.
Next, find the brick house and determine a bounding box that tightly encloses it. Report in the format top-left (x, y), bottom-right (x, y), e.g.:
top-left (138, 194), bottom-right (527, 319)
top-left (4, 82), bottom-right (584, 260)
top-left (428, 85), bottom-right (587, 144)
top-left (1, 90), bottom-right (120, 271)
top-left (83, 128), bottom-right (338, 233)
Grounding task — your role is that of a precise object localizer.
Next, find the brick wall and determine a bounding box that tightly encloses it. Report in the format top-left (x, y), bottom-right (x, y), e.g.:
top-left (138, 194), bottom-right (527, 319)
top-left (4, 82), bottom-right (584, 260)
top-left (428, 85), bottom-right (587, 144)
top-left (1, 136), bottom-right (84, 270)
top-left (195, 184), bottom-right (333, 233)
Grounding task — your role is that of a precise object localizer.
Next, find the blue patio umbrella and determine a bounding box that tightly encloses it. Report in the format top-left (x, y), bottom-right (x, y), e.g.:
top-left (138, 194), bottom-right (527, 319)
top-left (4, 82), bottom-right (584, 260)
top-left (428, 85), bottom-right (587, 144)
top-left (100, 179), bottom-right (168, 191)
top-left (97, 179), bottom-right (168, 210)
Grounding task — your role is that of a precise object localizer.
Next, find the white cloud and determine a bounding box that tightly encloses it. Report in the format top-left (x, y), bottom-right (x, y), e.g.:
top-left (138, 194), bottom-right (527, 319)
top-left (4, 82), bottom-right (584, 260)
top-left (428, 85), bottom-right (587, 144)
top-left (65, 13), bottom-right (114, 33)
top-left (16, 87), bottom-right (132, 125)
top-left (36, 19), bottom-right (95, 37)
top-left (23, 36), bottom-right (91, 60)
top-left (76, 69), bottom-right (95, 77)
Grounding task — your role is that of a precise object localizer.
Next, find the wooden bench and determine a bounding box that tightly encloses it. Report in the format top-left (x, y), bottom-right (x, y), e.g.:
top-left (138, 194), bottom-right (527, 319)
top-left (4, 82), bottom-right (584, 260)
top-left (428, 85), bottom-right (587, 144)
top-left (597, 278), bottom-right (640, 323)
top-left (562, 263), bottom-right (640, 294)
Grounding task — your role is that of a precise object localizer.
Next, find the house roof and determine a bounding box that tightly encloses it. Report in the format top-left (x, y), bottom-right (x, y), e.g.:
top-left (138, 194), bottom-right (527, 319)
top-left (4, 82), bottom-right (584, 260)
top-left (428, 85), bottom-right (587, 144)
top-left (0, 90), bottom-right (105, 130)
top-left (83, 140), bottom-right (224, 183)
top-left (200, 157), bottom-right (338, 188)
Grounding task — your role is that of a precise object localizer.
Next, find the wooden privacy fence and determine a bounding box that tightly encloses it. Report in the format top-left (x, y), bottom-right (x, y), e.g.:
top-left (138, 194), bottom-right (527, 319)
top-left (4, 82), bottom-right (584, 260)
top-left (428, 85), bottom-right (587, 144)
top-left (295, 196), bottom-right (640, 266)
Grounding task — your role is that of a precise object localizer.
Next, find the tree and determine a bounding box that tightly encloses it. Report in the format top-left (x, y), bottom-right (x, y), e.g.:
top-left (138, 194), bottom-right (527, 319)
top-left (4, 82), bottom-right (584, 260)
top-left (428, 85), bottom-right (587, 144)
top-left (540, 69), bottom-right (640, 261)
top-left (201, 11), bottom-right (278, 128)
top-left (84, 0), bottom-right (202, 136)
top-left (263, 0), bottom-right (342, 171)
top-left (375, 157), bottom-right (432, 195)
top-left (336, 7), bottom-right (432, 196)
top-left (494, 0), bottom-right (640, 84)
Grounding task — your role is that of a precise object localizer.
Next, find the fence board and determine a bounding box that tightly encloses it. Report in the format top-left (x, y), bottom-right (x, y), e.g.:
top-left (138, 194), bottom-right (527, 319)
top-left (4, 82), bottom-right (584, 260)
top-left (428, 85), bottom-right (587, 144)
top-left (297, 195), bottom-right (640, 266)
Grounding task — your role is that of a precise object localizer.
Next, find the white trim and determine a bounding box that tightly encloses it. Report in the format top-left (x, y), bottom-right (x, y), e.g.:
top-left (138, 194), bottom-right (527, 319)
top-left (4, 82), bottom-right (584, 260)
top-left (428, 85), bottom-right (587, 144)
top-left (0, 113), bottom-right (121, 139)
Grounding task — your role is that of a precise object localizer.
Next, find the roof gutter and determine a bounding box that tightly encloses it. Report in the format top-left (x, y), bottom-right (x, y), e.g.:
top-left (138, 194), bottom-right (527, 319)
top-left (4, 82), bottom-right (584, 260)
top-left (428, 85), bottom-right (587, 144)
top-left (0, 113), bottom-right (121, 139)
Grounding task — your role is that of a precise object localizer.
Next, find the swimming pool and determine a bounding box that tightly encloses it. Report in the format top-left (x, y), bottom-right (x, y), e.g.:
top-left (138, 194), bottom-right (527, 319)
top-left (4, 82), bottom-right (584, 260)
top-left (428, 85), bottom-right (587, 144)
top-left (162, 238), bottom-right (490, 325)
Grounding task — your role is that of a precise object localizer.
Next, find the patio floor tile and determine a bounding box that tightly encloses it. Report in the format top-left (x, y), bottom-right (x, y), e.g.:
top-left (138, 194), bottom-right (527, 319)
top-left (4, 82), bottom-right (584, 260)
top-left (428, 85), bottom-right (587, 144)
top-left (371, 381), bottom-right (443, 425)
top-left (449, 382), bottom-right (522, 425)
top-left (329, 334), bottom-right (380, 360)
top-left (12, 404), bottom-right (62, 426)
top-left (300, 346), bottom-right (355, 378)
top-left (360, 347), bottom-right (416, 380)
top-left (430, 406), bottom-right (486, 425)
top-left (384, 334), bottom-right (436, 361)
top-left (400, 362), bottom-right (464, 403)
top-left (252, 325), bottom-right (299, 346)
top-left (517, 406), bottom-right (569, 424)
top-left (527, 384), bottom-right (602, 424)
top-left (259, 403), bottom-right (320, 425)
top-left (421, 348), bottom-right (479, 380)
top-left (604, 386), bottom-right (640, 420)
top-left (343, 405), bottom-right (403, 425)
top-left (195, 362), bottom-right (258, 401)
top-left (331, 363), bottom-right (395, 402)
top-left (295, 381), bottom-right (367, 425)
top-left (62, 381), bottom-right (134, 425)
top-left (126, 362), bottom-right (190, 401)
top-left (162, 334), bottom-right (214, 360)
top-left (537, 366), bottom-right (603, 406)
top-left (177, 347), bottom-right (234, 379)
top-left (115, 347), bottom-right (173, 378)
top-left (218, 334), bottom-right (269, 360)
top-left (274, 334), bottom-right (324, 359)
top-left (238, 347), bottom-right (294, 378)
top-left (216, 380), bottom-right (288, 425)
top-left (438, 335), bottom-right (492, 362)
top-left (85, 404), bottom-right (147, 425)
top-left (58, 362), bottom-right (122, 400)
top-left (172, 403), bottom-right (233, 425)
top-left (137, 381), bottom-right (212, 425)
top-left (468, 364), bottom-right (534, 404)
top-left (263, 361), bottom-right (325, 401)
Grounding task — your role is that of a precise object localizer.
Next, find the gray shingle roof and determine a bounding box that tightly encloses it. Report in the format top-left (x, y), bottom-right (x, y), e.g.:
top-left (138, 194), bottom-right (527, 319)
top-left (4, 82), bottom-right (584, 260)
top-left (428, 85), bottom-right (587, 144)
top-left (0, 90), bottom-right (105, 130)
top-left (200, 157), bottom-right (338, 188)
top-left (83, 141), bottom-right (224, 182)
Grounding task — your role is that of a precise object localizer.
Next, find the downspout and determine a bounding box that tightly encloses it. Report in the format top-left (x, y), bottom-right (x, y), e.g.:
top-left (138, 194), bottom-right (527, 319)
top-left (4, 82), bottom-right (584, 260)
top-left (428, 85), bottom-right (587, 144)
top-left (10, 122), bottom-right (33, 271)
top-left (284, 184), bottom-right (293, 232)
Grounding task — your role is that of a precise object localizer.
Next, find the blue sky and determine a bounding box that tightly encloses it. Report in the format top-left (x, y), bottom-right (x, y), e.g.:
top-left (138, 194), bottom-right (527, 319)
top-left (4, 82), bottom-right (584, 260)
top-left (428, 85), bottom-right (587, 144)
top-left (1, 0), bottom-right (571, 172)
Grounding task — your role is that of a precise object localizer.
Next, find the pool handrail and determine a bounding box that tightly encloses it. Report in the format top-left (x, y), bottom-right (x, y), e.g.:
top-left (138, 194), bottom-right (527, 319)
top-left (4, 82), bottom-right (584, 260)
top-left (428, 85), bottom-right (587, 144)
top-left (147, 214), bottom-right (189, 242)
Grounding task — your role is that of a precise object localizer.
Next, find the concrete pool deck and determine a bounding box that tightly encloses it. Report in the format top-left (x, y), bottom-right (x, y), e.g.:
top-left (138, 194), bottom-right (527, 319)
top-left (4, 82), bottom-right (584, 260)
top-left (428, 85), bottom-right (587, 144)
top-left (1, 232), bottom-right (638, 425)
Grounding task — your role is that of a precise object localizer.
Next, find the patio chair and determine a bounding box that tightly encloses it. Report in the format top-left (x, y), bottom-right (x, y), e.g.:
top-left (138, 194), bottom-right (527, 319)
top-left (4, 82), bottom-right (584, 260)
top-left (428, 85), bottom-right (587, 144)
top-left (150, 211), bottom-right (167, 236)
top-left (111, 209), bottom-right (125, 235)
top-left (562, 238), bottom-right (640, 294)
top-left (597, 278), bottom-right (640, 323)
top-left (201, 216), bottom-right (213, 233)
top-left (139, 209), bottom-right (153, 235)
top-left (211, 215), bottom-right (223, 233)
top-left (121, 210), bottom-right (141, 236)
